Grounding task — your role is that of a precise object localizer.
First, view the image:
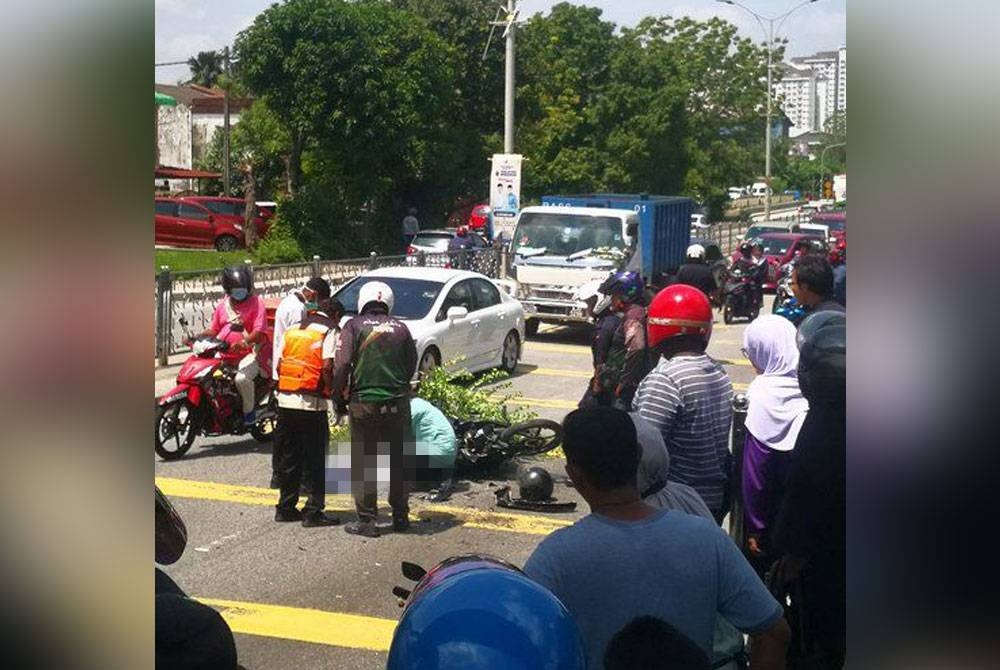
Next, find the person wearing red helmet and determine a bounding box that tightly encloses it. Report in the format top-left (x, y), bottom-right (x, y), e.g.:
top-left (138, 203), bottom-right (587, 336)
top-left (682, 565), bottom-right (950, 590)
top-left (447, 226), bottom-right (474, 269)
top-left (633, 285), bottom-right (734, 522)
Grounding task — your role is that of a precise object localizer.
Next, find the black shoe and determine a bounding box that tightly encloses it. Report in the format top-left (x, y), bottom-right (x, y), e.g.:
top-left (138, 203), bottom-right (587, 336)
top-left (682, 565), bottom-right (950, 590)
top-left (269, 475), bottom-right (281, 489)
top-left (392, 516), bottom-right (411, 533)
top-left (275, 507), bottom-right (302, 522)
top-left (301, 512), bottom-right (341, 528)
top-left (344, 521), bottom-right (380, 538)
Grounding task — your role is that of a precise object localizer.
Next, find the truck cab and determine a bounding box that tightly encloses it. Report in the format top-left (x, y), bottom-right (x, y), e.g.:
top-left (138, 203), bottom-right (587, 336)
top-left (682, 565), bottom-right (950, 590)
top-left (510, 206), bottom-right (636, 334)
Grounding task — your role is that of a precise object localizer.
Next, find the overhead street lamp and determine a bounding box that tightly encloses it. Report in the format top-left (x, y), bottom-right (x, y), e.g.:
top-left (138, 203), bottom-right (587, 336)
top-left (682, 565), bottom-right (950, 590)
top-left (717, 0), bottom-right (819, 220)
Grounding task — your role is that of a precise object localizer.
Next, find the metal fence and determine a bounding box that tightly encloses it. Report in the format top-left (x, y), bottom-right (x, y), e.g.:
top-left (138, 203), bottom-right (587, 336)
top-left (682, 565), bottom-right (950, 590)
top-left (154, 247), bottom-right (507, 365)
top-left (702, 221), bottom-right (752, 256)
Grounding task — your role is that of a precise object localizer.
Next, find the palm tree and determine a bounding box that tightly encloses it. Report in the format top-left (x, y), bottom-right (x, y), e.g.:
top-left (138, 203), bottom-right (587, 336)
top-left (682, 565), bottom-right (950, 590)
top-left (187, 51), bottom-right (224, 87)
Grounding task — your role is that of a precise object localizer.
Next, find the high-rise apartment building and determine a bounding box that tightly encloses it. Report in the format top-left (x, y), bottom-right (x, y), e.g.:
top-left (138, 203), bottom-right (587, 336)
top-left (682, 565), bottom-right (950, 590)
top-left (773, 45), bottom-right (846, 137)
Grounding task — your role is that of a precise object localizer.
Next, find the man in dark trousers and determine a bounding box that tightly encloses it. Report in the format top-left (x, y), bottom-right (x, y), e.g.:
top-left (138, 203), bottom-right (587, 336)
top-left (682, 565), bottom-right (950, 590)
top-left (273, 297), bottom-right (344, 527)
top-left (332, 281), bottom-right (418, 538)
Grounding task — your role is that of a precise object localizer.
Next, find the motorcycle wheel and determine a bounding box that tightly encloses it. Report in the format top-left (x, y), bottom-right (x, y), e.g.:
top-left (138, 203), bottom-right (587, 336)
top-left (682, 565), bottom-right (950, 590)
top-left (156, 399), bottom-right (199, 460)
top-left (723, 297), bottom-right (735, 325)
top-left (772, 295), bottom-right (781, 314)
top-left (498, 419), bottom-right (563, 457)
top-left (750, 305), bottom-right (761, 321)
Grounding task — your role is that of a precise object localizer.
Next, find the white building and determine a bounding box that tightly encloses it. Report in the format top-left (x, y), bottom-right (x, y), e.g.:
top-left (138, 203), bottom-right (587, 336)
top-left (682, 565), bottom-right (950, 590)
top-left (154, 83), bottom-right (252, 191)
top-left (774, 45), bottom-right (846, 136)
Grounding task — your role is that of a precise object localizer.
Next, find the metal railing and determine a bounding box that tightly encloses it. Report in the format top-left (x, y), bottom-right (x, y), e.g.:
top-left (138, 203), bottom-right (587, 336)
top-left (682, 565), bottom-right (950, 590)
top-left (154, 247), bottom-right (507, 365)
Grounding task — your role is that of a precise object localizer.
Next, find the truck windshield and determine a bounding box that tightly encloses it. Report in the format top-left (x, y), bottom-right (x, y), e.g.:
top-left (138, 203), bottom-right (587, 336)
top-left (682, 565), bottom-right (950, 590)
top-left (512, 212), bottom-right (625, 257)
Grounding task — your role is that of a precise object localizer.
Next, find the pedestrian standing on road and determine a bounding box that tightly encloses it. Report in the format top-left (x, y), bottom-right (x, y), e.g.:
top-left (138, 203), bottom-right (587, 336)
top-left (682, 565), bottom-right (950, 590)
top-left (790, 255), bottom-right (845, 319)
top-left (576, 280), bottom-right (620, 409)
top-left (597, 271), bottom-right (649, 411)
top-left (523, 407), bottom-right (790, 670)
top-left (770, 313), bottom-right (846, 667)
top-left (401, 207), bottom-right (420, 252)
top-left (331, 282), bottom-right (418, 538)
top-left (270, 276), bottom-right (332, 489)
top-left (739, 315), bottom-right (808, 574)
top-left (633, 285), bottom-right (734, 523)
top-left (273, 298), bottom-right (344, 527)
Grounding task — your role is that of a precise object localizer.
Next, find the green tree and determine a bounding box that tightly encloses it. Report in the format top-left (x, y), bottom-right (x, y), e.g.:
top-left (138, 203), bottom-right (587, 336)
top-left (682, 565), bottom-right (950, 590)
top-left (234, 0), bottom-right (457, 257)
top-left (186, 51), bottom-right (224, 87)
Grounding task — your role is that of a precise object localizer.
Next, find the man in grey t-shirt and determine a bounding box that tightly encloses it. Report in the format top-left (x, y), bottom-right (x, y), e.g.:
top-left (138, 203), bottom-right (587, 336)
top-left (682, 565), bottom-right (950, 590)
top-left (524, 407), bottom-right (789, 670)
top-left (401, 207), bottom-right (419, 251)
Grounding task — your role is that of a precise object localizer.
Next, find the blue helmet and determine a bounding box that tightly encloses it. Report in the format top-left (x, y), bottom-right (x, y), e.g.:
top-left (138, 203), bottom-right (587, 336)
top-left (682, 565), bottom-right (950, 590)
top-left (387, 555), bottom-right (585, 670)
top-left (599, 270), bottom-right (645, 304)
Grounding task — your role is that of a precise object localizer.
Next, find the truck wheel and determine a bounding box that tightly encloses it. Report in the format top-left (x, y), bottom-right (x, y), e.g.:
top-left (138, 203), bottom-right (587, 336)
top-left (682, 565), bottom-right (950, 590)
top-left (524, 319), bottom-right (539, 338)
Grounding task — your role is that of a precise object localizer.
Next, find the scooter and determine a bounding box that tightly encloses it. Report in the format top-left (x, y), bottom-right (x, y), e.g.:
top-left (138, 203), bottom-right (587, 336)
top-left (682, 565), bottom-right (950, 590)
top-left (155, 317), bottom-right (277, 460)
top-left (722, 266), bottom-right (762, 324)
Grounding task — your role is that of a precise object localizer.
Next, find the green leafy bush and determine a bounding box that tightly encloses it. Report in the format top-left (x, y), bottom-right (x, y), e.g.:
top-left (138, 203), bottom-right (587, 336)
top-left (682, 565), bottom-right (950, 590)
top-left (416, 361), bottom-right (536, 425)
top-left (253, 219), bottom-right (305, 265)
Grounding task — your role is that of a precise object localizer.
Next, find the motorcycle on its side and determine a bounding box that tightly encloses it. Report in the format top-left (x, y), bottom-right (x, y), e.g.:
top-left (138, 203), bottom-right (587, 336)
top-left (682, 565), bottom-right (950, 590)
top-left (155, 317), bottom-right (277, 460)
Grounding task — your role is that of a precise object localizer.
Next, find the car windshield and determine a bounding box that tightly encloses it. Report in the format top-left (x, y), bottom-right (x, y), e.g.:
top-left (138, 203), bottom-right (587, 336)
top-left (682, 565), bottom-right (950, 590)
top-left (411, 233), bottom-right (452, 250)
top-left (334, 277), bottom-right (444, 320)
top-left (746, 225), bottom-right (786, 238)
top-left (760, 238), bottom-right (793, 255)
top-left (511, 212), bottom-right (625, 257)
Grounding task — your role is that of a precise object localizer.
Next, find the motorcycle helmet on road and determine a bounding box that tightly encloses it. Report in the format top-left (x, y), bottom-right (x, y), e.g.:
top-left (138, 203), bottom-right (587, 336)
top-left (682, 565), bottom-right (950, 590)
top-left (358, 281), bottom-right (395, 314)
top-left (387, 554), bottom-right (585, 670)
top-left (518, 466), bottom-right (554, 501)
top-left (221, 265), bottom-right (254, 302)
top-left (646, 284), bottom-right (713, 349)
top-left (686, 244), bottom-right (706, 261)
top-left (599, 270), bottom-right (645, 304)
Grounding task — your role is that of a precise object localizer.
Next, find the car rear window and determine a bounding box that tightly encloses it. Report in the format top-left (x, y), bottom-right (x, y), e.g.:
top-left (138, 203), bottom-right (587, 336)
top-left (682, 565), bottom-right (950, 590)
top-left (761, 238), bottom-right (793, 255)
top-left (412, 233), bottom-right (452, 250)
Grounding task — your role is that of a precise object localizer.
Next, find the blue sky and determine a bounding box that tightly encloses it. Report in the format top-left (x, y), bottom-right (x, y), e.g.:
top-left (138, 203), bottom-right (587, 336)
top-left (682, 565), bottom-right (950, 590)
top-left (155, 0), bottom-right (845, 84)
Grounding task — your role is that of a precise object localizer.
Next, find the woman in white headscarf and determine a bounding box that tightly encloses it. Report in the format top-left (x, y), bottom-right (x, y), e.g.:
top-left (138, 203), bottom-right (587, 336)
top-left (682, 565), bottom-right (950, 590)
top-left (741, 315), bottom-right (809, 564)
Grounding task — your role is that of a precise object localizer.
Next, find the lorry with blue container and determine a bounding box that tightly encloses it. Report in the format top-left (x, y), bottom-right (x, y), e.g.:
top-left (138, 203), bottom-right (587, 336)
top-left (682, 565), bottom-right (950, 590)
top-left (505, 193), bottom-right (693, 336)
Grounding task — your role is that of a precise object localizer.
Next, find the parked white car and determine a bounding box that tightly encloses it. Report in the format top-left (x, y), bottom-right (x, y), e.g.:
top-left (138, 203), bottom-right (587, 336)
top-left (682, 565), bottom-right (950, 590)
top-left (727, 187), bottom-right (747, 200)
top-left (750, 182), bottom-right (771, 197)
top-left (332, 266), bottom-right (525, 377)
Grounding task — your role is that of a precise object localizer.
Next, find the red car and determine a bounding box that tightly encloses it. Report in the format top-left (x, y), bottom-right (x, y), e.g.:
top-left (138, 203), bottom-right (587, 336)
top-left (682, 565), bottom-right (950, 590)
top-left (811, 211), bottom-right (846, 243)
top-left (154, 198), bottom-right (246, 250)
top-left (179, 196), bottom-right (274, 239)
top-left (733, 232), bottom-right (828, 291)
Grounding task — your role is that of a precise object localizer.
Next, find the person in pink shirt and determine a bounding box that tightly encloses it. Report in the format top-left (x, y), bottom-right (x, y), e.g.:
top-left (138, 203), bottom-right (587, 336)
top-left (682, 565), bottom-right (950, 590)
top-left (191, 266), bottom-right (269, 425)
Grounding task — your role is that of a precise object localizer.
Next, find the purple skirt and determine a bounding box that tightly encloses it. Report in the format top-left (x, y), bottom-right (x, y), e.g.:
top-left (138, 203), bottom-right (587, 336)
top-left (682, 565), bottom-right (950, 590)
top-left (741, 433), bottom-right (793, 537)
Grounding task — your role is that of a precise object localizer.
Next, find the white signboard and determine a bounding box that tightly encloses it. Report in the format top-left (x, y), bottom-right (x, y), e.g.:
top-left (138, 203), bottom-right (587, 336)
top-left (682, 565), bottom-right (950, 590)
top-left (490, 153), bottom-right (522, 241)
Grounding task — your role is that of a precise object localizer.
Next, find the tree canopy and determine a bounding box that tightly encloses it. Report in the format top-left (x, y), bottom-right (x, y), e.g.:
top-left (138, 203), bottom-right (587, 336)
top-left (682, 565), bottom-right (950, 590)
top-left (220, 0), bottom-right (781, 258)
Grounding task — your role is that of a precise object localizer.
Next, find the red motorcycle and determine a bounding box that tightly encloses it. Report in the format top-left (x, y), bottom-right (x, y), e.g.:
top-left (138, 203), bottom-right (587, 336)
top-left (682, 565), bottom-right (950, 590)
top-left (155, 317), bottom-right (277, 460)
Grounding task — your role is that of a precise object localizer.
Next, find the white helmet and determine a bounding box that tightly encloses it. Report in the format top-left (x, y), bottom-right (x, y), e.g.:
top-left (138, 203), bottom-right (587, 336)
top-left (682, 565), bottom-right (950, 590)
top-left (574, 280), bottom-right (613, 316)
top-left (686, 243), bottom-right (706, 261)
top-left (358, 280), bottom-right (394, 314)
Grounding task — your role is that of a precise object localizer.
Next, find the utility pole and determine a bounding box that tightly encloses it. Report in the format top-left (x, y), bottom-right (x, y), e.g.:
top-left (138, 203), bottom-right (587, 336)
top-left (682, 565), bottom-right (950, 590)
top-left (503, 0), bottom-right (516, 153)
top-left (223, 46), bottom-right (231, 197)
top-left (717, 0), bottom-right (819, 220)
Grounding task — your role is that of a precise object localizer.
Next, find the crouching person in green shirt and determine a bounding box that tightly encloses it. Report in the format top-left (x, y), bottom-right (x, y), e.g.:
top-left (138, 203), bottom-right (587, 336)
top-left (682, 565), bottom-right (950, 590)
top-left (409, 397), bottom-right (458, 502)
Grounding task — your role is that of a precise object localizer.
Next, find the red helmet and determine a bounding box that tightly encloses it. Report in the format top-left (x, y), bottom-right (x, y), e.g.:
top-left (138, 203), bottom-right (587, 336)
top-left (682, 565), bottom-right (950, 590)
top-left (646, 284), bottom-right (713, 349)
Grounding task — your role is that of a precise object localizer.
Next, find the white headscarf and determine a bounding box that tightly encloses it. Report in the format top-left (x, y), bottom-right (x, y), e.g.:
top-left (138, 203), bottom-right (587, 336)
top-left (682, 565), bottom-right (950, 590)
top-left (742, 315), bottom-right (809, 452)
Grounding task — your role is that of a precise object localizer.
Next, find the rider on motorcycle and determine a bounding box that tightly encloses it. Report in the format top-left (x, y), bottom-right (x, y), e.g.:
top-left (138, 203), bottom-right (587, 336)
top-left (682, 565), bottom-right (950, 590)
top-left (730, 241), bottom-right (764, 310)
top-left (189, 265), bottom-right (269, 426)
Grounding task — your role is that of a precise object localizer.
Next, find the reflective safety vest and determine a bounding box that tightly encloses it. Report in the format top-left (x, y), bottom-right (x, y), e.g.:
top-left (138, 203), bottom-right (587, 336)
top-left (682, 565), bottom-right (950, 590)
top-left (277, 321), bottom-right (332, 396)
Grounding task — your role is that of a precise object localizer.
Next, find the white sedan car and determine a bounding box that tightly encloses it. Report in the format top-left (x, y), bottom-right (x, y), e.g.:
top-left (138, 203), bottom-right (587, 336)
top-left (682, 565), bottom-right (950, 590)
top-left (332, 266), bottom-right (525, 377)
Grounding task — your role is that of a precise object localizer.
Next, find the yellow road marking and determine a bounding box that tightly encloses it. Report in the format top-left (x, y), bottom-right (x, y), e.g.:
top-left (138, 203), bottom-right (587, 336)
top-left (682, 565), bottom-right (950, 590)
top-left (515, 365), bottom-right (592, 379)
top-left (524, 342), bottom-right (590, 355)
top-left (197, 597), bottom-right (396, 651)
top-left (155, 477), bottom-right (572, 536)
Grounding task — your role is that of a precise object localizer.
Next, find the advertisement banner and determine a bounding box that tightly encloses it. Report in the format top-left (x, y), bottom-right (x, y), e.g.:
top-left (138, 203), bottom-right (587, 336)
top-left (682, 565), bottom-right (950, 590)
top-left (489, 153), bottom-right (522, 242)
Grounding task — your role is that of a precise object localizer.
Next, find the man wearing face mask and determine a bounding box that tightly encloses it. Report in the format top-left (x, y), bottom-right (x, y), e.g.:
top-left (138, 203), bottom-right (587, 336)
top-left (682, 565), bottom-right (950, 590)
top-left (270, 277), bottom-right (331, 488)
top-left (190, 265), bottom-right (269, 427)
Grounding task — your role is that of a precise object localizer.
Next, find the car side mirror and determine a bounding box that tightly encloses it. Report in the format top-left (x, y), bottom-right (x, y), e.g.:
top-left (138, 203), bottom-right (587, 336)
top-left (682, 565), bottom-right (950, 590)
top-left (207, 214), bottom-right (215, 223)
top-left (447, 306), bottom-right (468, 321)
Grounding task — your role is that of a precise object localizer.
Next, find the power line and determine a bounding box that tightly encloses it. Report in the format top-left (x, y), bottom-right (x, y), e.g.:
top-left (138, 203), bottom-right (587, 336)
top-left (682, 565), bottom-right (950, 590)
top-left (154, 60), bottom-right (188, 67)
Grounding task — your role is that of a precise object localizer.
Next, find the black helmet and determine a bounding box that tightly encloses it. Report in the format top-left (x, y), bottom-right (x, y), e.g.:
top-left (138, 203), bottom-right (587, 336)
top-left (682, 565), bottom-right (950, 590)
top-left (518, 466), bottom-right (554, 502)
top-left (797, 316), bottom-right (845, 405)
top-left (739, 241), bottom-right (753, 257)
top-left (221, 265), bottom-right (254, 300)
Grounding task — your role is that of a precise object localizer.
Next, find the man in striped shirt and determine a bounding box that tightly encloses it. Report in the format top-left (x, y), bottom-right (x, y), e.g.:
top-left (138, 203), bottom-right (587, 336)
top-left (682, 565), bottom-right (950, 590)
top-left (634, 285), bottom-right (733, 522)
